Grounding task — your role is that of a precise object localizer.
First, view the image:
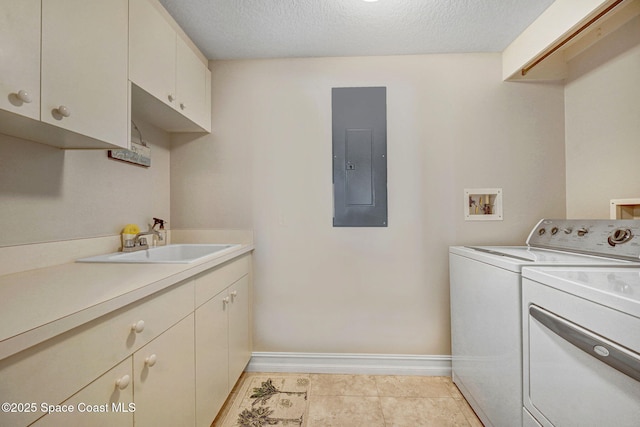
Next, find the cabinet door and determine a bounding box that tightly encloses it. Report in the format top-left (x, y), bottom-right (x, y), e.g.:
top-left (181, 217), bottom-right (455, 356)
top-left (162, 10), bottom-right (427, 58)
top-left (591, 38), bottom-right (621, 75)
top-left (129, 0), bottom-right (176, 109)
top-left (32, 358), bottom-right (134, 427)
top-left (41, 0), bottom-right (128, 148)
top-left (195, 291), bottom-right (230, 427)
top-left (203, 67), bottom-right (212, 132)
top-left (176, 37), bottom-right (207, 127)
top-left (228, 276), bottom-right (251, 387)
top-left (133, 314), bottom-right (195, 427)
top-left (0, 0), bottom-right (40, 120)
top-left (0, 281), bottom-right (193, 427)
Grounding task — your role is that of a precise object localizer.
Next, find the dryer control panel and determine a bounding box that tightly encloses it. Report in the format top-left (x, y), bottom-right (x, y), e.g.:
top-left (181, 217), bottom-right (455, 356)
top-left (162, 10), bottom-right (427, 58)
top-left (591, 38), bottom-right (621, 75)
top-left (527, 219), bottom-right (640, 261)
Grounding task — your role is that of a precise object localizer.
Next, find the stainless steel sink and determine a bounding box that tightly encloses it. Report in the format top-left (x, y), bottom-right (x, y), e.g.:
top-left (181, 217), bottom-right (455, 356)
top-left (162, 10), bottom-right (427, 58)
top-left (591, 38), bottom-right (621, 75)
top-left (77, 244), bottom-right (240, 264)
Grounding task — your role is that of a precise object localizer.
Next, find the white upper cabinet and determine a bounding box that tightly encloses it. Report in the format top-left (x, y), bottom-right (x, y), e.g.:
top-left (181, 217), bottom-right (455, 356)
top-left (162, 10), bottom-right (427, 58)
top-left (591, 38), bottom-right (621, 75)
top-left (176, 37), bottom-right (208, 128)
top-left (0, 0), bottom-right (129, 149)
top-left (129, 0), bottom-right (211, 132)
top-left (0, 0), bottom-right (41, 121)
top-left (41, 0), bottom-right (129, 147)
top-left (1, 0), bottom-right (209, 149)
top-left (129, 0), bottom-right (177, 109)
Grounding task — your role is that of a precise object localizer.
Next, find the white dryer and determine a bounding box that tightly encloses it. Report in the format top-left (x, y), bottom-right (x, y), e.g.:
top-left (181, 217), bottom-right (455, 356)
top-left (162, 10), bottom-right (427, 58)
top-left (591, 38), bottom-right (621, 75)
top-left (522, 266), bottom-right (640, 426)
top-left (449, 219), bottom-right (640, 427)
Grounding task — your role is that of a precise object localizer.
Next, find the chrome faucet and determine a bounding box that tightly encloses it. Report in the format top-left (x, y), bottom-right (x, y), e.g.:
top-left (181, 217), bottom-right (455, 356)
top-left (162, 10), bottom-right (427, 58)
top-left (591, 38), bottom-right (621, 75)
top-left (122, 225), bottom-right (161, 252)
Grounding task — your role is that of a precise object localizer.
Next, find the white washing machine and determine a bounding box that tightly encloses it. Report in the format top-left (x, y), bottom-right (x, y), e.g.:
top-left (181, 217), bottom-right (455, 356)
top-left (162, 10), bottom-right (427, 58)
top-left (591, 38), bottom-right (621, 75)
top-left (449, 219), bottom-right (640, 427)
top-left (522, 266), bottom-right (640, 426)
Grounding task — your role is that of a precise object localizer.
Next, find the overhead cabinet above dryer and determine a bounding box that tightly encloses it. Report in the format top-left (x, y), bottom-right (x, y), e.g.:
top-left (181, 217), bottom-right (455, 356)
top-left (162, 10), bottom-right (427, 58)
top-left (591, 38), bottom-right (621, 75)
top-left (129, 0), bottom-right (212, 133)
top-left (503, 0), bottom-right (640, 81)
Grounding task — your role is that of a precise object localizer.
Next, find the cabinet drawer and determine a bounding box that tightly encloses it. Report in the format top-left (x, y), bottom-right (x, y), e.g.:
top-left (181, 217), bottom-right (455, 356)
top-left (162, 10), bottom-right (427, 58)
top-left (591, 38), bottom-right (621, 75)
top-left (31, 358), bottom-right (134, 427)
top-left (0, 280), bottom-right (193, 427)
top-left (195, 256), bottom-right (249, 308)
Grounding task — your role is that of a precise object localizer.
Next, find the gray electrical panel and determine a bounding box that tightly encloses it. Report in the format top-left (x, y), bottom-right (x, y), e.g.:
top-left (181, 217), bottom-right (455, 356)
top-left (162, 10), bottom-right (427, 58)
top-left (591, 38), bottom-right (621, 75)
top-left (332, 87), bottom-right (387, 227)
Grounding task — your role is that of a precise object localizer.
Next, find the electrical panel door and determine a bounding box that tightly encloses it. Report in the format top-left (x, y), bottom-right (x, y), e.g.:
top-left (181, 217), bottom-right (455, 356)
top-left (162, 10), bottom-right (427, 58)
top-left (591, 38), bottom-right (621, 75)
top-left (332, 87), bottom-right (387, 227)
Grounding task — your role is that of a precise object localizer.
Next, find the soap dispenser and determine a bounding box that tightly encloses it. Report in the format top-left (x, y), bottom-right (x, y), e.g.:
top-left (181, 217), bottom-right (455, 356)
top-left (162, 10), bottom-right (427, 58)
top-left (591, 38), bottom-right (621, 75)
top-left (152, 217), bottom-right (167, 246)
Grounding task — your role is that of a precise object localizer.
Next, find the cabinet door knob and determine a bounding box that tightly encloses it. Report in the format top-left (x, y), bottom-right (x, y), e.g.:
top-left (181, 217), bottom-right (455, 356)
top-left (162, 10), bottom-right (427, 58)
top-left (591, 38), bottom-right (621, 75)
top-left (223, 296), bottom-right (230, 306)
top-left (56, 105), bottom-right (71, 117)
top-left (16, 90), bottom-right (32, 103)
top-left (167, 94), bottom-right (175, 102)
top-left (180, 102), bottom-right (186, 110)
top-left (115, 374), bottom-right (131, 390)
top-left (131, 320), bottom-right (145, 333)
top-left (145, 354), bottom-right (157, 367)
top-left (230, 290), bottom-right (238, 300)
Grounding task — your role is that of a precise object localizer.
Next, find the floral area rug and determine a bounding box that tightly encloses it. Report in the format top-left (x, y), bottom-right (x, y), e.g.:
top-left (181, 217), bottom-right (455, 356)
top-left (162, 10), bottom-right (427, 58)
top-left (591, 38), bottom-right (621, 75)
top-left (217, 375), bottom-right (310, 427)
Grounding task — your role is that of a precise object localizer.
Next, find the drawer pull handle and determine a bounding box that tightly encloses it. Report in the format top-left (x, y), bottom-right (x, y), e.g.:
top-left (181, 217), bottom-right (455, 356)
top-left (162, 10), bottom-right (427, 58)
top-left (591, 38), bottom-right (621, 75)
top-left (145, 354), bottom-right (157, 367)
top-left (131, 320), bottom-right (145, 333)
top-left (115, 374), bottom-right (131, 390)
top-left (530, 305), bottom-right (640, 382)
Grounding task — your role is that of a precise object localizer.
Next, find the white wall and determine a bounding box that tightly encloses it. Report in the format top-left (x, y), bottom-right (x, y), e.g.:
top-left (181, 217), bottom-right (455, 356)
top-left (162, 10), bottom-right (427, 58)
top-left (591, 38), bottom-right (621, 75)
top-left (171, 53), bottom-right (566, 355)
top-left (565, 15), bottom-right (640, 218)
top-left (0, 118), bottom-right (171, 246)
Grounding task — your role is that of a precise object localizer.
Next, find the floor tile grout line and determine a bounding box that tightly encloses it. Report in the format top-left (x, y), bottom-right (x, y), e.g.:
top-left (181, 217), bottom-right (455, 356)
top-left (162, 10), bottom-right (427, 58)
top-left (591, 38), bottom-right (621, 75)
top-left (376, 393), bottom-right (388, 427)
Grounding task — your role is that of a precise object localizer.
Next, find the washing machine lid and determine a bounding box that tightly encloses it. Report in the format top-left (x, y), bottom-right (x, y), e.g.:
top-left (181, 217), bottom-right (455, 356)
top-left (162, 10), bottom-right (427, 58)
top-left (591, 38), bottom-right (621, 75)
top-left (471, 246), bottom-right (635, 263)
top-left (523, 266), bottom-right (640, 318)
top-left (450, 246), bottom-right (634, 272)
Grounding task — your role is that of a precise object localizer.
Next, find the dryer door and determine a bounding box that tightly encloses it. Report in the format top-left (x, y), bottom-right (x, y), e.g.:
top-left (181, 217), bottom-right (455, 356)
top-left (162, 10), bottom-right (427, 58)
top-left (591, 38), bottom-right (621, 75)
top-left (524, 299), bottom-right (640, 426)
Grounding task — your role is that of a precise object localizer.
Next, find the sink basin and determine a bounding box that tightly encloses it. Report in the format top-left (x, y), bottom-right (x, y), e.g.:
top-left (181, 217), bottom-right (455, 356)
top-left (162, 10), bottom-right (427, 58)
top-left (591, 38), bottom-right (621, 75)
top-left (77, 244), bottom-right (240, 264)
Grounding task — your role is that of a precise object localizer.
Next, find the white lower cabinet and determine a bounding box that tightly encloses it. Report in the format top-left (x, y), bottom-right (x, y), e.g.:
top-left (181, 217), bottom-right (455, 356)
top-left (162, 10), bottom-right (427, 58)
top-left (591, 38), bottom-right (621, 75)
top-left (0, 255), bottom-right (251, 427)
top-left (0, 279), bottom-right (193, 427)
top-left (31, 314), bottom-right (195, 427)
top-left (195, 290), bottom-right (229, 425)
top-left (228, 277), bottom-right (251, 388)
top-left (195, 259), bottom-right (252, 427)
top-left (134, 314), bottom-right (195, 427)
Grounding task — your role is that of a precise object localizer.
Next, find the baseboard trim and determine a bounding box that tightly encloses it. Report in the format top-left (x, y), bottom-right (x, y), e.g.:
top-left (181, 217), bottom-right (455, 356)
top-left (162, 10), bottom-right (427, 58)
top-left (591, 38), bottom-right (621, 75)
top-left (246, 352), bottom-right (452, 376)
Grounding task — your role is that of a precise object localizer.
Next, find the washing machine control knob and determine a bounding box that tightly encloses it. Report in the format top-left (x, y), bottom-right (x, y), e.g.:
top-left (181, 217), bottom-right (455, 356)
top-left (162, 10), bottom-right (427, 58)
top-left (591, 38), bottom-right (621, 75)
top-left (608, 228), bottom-right (633, 246)
top-left (563, 228), bottom-right (573, 234)
top-left (577, 228), bottom-right (589, 237)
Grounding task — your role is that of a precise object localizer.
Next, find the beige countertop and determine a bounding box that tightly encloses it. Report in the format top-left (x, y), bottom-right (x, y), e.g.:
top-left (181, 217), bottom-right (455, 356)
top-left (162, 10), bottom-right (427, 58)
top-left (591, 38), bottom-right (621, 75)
top-left (0, 243), bottom-right (254, 360)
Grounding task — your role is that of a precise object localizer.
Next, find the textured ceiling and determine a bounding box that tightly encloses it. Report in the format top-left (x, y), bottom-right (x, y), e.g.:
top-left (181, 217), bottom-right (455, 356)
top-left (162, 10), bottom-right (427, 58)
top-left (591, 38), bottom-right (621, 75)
top-left (158, 0), bottom-right (555, 60)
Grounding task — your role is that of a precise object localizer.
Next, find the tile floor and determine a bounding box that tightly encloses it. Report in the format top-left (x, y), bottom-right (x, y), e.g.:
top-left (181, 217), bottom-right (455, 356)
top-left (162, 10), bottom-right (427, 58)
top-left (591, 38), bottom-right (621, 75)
top-left (213, 372), bottom-right (484, 427)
